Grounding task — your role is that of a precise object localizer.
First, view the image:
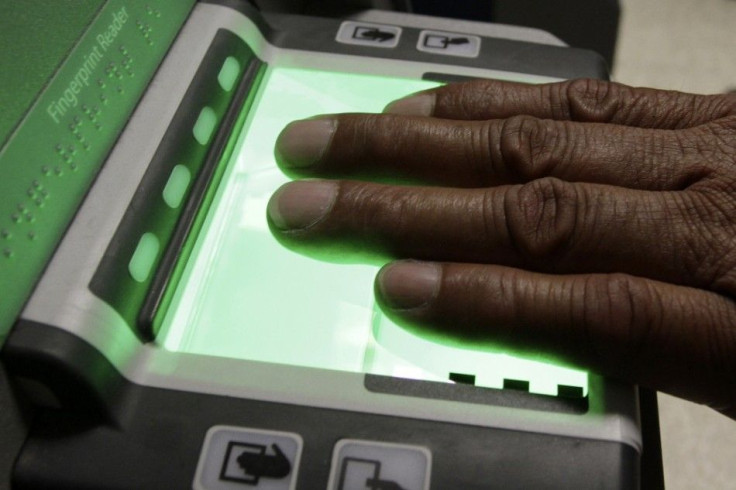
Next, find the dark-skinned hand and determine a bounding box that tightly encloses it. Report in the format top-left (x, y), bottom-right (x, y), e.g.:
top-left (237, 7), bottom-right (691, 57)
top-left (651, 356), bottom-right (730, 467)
top-left (266, 78), bottom-right (736, 420)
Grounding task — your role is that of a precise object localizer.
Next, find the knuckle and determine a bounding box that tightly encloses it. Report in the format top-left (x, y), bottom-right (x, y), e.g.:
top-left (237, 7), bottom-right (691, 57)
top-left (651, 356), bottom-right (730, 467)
top-left (658, 131), bottom-right (716, 188)
top-left (499, 115), bottom-right (557, 181)
top-left (701, 116), bottom-right (736, 154)
top-left (579, 274), bottom-right (663, 367)
top-left (563, 78), bottom-right (619, 122)
top-left (699, 93), bottom-right (736, 120)
top-left (504, 177), bottom-right (580, 260)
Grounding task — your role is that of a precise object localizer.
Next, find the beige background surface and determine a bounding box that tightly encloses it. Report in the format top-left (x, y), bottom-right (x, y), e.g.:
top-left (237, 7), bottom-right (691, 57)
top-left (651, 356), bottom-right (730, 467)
top-left (611, 0), bottom-right (736, 488)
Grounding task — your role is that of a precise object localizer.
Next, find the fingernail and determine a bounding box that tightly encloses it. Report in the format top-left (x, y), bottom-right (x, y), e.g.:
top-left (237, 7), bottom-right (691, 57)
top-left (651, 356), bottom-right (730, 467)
top-left (275, 118), bottom-right (337, 168)
top-left (377, 261), bottom-right (441, 310)
top-left (268, 180), bottom-right (338, 230)
top-left (383, 94), bottom-right (435, 116)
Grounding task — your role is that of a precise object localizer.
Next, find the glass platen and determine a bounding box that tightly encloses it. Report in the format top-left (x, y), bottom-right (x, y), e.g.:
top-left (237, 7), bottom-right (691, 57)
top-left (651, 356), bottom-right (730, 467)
top-left (157, 66), bottom-right (588, 397)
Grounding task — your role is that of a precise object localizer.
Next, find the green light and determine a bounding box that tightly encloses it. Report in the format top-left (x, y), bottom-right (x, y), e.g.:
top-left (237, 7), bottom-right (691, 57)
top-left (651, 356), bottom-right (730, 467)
top-left (157, 66), bottom-right (588, 397)
top-left (370, 312), bottom-right (587, 396)
top-left (162, 164), bottom-right (191, 209)
top-left (129, 232), bottom-right (160, 283)
top-left (193, 106), bottom-right (217, 145)
top-left (217, 56), bottom-right (241, 92)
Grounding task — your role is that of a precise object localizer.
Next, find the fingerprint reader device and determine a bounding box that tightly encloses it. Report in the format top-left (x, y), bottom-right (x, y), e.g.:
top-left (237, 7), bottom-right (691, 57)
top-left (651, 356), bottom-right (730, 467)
top-left (157, 65), bottom-right (589, 399)
top-left (1, 1), bottom-right (642, 488)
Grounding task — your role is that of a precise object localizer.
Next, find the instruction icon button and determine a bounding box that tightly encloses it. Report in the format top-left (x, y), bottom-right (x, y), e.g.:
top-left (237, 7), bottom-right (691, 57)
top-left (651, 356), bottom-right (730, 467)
top-left (327, 440), bottom-right (431, 490)
top-left (194, 426), bottom-right (302, 490)
top-left (417, 30), bottom-right (481, 58)
top-left (336, 21), bottom-right (402, 49)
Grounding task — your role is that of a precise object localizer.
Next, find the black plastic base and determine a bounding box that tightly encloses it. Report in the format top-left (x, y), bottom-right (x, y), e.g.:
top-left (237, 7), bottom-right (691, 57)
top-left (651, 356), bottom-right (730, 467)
top-left (13, 381), bottom-right (640, 490)
top-left (4, 321), bottom-right (640, 489)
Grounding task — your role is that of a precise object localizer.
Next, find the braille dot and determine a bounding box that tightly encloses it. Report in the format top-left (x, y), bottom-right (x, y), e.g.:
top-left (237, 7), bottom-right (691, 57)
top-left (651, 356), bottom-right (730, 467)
top-left (27, 231), bottom-right (36, 240)
top-left (3, 248), bottom-right (13, 258)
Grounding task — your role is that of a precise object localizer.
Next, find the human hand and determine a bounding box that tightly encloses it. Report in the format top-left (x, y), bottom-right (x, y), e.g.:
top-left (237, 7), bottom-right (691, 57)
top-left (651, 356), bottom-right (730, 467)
top-left (266, 78), bottom-right (736, 419)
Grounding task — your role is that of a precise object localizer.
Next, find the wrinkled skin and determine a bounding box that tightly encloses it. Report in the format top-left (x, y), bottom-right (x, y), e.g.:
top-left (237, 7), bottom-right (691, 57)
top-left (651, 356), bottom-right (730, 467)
top-left (267, 79), bottom-right (736, 420)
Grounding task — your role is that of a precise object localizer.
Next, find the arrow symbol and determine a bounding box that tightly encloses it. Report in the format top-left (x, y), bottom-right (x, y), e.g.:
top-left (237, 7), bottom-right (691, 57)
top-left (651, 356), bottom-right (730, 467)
top-left (366, 478), bottom-right (406, 490)
top-left (446, 37), bottom-right (470, 46)
top-left (236, 443), bottom-right (291, 483)
top-left (356, 27), bottom-right (396, 43)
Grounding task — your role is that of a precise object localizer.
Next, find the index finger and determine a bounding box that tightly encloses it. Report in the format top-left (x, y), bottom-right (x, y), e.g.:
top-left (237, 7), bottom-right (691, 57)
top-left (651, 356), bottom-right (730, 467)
top-left (385, 78), bottom-right (736, 129)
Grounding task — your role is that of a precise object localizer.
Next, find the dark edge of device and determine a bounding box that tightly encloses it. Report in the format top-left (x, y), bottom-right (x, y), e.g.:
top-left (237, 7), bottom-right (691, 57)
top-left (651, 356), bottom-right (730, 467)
top-left (639, 387), bottom-right (665, 489)
top-left (1, 320), bottom-right (126, 424)
top-left (203, 0), bottom-right (275, 38)
top-left (4, 321), bottom-right (640, 489)
top-left (423, 72), bottom-right (483, 84)
top-left (208, 0), bottom-right (608, 81)
top-left (365, 374), bottom-right (588, 414)
top-left (0, 359), bottom-right (33, 490)
top-left (137, 49), bottom-right (264, 340)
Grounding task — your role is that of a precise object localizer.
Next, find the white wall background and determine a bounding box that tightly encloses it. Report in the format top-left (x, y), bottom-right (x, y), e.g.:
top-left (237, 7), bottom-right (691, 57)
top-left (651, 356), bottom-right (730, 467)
top-left (612, 1), bottom-right (736, 488)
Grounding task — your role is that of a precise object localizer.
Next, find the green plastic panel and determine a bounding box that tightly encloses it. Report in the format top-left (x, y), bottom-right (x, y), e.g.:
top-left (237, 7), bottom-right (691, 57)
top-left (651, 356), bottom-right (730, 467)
top-left (0, 0), bottom-right (195, 341)
top-left (157, 66), bottom-right (588, 397)
top-left (0, 0), bottom-right (104, 147)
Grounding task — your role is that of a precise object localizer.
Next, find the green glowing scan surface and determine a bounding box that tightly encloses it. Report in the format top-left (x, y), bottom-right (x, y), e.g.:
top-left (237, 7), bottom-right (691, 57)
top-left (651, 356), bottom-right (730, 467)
top-left (157, 66), bottom-right (588, 397)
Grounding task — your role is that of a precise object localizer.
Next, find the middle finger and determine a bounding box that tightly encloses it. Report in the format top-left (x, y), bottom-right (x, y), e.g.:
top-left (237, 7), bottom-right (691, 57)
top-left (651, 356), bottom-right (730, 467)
top-left (267, 178), bottom-right (703, 287)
